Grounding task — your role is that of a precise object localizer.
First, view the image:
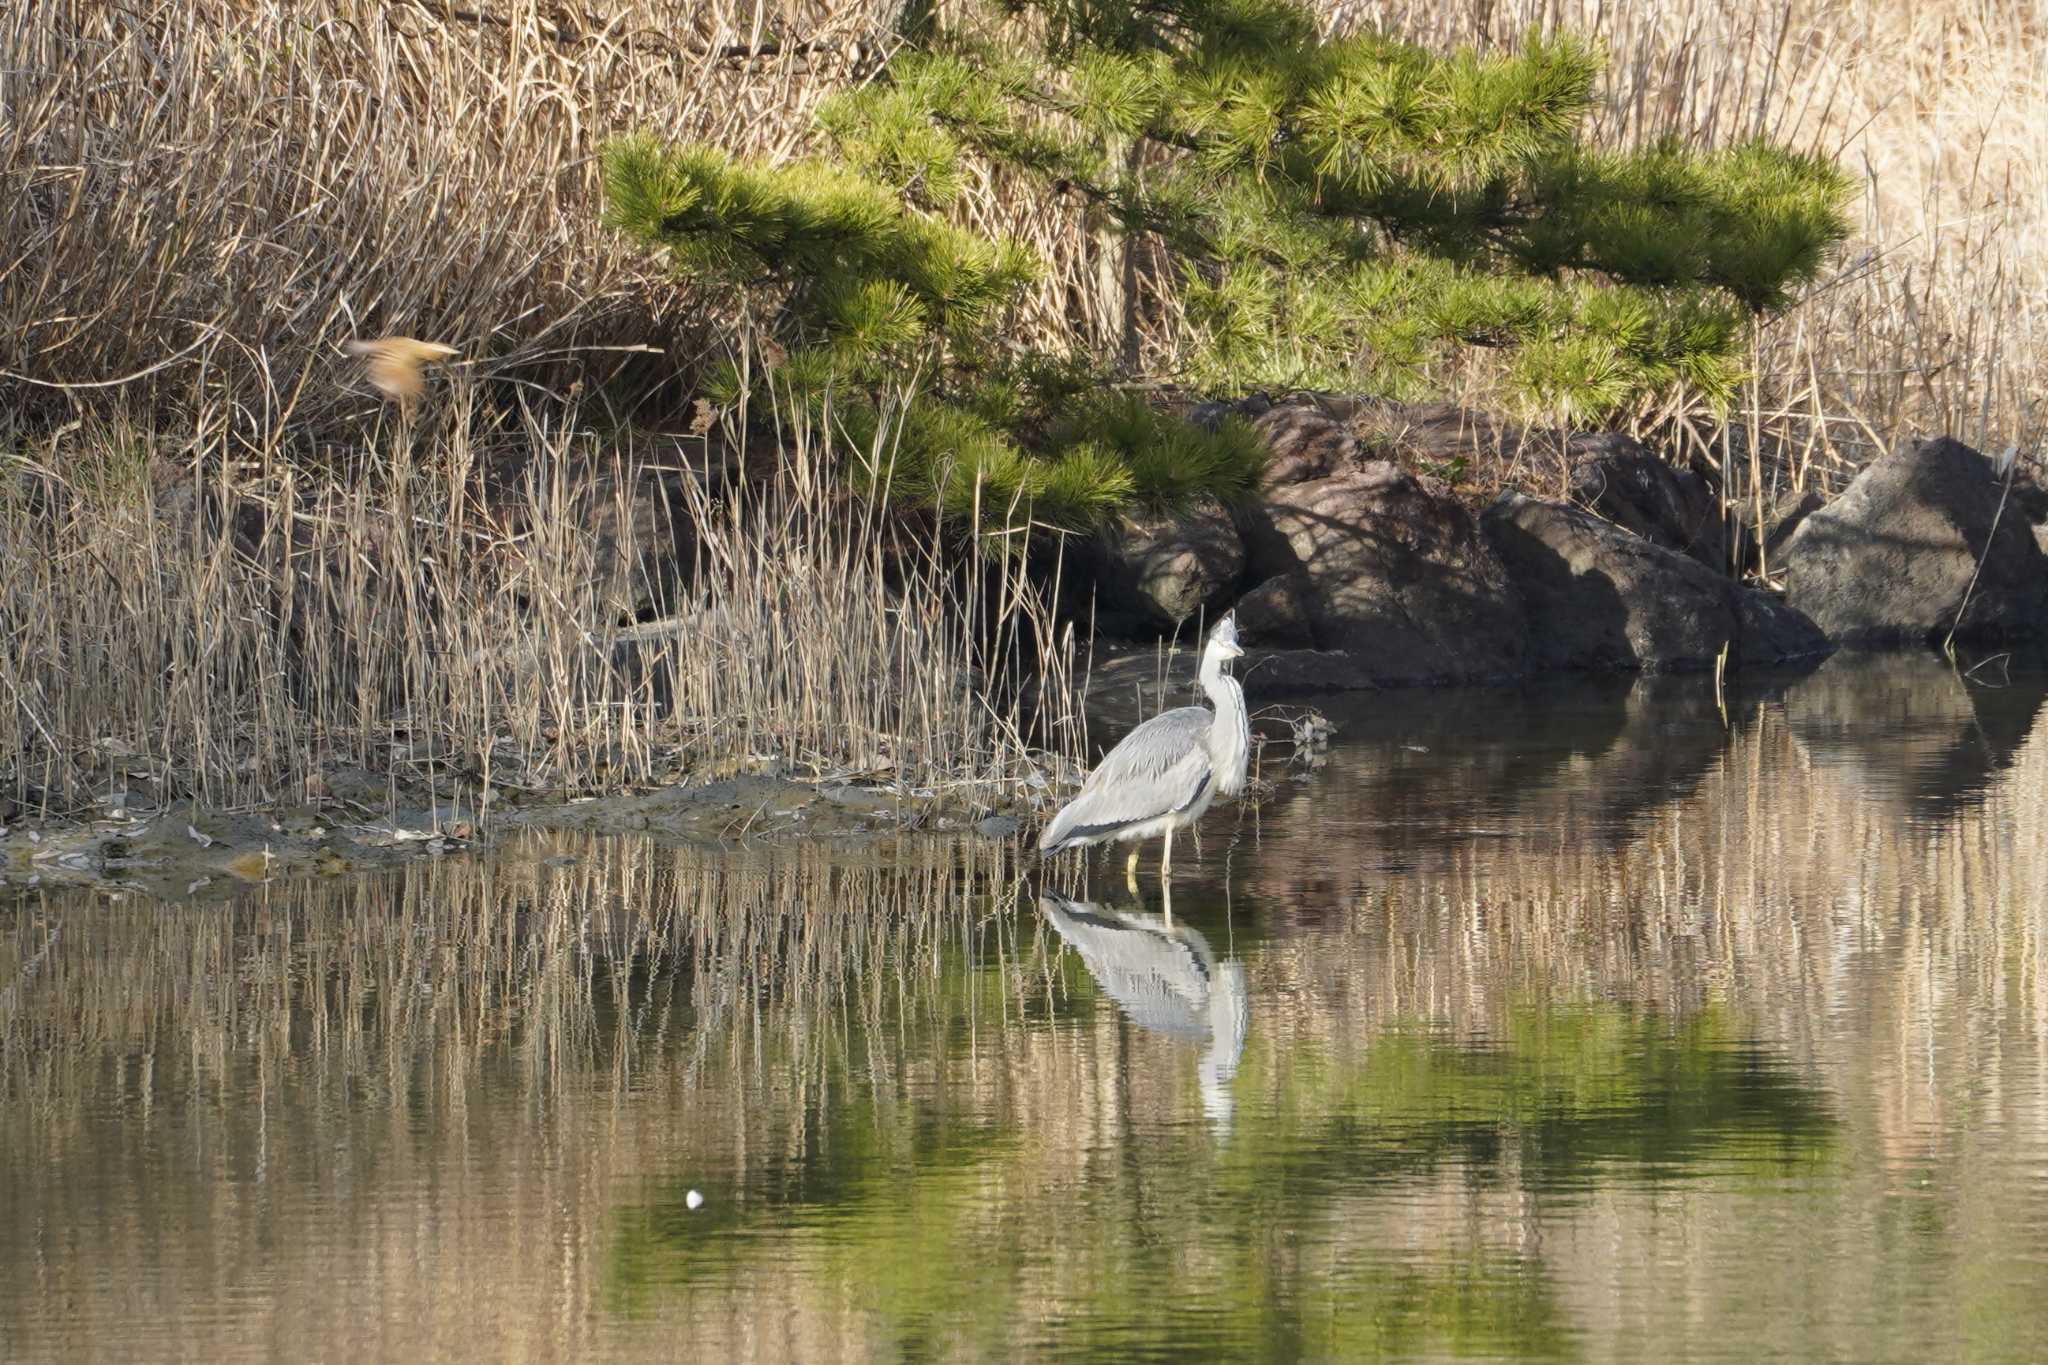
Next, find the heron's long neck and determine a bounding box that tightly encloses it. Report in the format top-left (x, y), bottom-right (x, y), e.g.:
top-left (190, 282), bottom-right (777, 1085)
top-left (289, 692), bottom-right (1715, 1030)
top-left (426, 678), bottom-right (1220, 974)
top-left (1199, 648), bottom-right (1249, 797)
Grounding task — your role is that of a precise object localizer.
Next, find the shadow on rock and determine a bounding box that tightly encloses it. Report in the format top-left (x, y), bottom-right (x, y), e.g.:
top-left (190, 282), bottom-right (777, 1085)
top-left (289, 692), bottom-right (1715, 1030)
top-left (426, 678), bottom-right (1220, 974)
top-left (1781, 437), bottom-right (2048, 646)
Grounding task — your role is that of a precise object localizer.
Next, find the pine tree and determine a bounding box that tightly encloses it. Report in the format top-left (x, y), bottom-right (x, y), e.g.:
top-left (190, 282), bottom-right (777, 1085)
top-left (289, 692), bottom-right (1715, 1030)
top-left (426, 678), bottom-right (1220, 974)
top-left (603, 0), bottom-right (1853, 531)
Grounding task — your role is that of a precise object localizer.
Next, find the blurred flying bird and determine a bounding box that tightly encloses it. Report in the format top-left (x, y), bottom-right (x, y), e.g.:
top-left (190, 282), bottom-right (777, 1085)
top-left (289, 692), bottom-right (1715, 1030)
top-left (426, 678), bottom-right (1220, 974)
top-left (346, 336), bottom-right (458, 403)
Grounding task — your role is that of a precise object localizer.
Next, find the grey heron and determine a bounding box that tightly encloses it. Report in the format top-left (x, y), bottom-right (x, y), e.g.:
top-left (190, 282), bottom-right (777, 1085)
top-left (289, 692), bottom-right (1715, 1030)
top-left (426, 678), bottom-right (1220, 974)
top-left (1038, 892), bottom-right (1249, 1133)
top-left (1038, 612), bottom-right (1249, 883)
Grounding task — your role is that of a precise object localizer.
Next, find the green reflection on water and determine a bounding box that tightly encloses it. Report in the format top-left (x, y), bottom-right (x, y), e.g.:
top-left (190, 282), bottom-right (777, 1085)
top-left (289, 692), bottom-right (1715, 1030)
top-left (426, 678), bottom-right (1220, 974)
top-left (607, 974), bottom-right (1832, 1360)
top-left (1229, 1005), bottom-right (1835, 1192)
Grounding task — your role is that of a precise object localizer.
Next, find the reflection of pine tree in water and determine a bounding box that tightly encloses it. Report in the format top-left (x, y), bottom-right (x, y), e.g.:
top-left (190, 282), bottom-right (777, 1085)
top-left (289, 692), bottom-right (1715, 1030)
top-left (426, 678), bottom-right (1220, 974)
top-left (1039, 892), bottom-right (1248, 1134)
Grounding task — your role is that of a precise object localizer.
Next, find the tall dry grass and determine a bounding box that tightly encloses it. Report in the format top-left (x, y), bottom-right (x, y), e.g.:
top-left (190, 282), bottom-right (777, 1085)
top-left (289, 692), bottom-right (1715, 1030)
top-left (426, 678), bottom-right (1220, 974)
top-left (0, 1), bottom-right (1103, 812)
top-left (0, 0), bottom-right (903, 434)
top-left (0, 391), bottom-right (1083, 813)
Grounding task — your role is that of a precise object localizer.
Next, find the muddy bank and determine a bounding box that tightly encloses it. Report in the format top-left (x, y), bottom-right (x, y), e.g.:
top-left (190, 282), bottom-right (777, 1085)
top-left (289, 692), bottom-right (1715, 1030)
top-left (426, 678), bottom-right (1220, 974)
top-left (0, 800), bottom-right (477, 902)
top-left (0, 768), bottom-right (1052, 903)
top-left (0, 694), bottom-right (1337, 901)
top-left (501, 773), bottom-right (1034, 843)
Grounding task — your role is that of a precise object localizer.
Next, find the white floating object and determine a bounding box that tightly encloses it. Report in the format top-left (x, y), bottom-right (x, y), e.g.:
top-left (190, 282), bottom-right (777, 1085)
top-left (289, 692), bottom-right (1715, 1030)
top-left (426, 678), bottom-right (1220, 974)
top-left (187, 824), bottom-right (214, 848)
top-left (685, 1189), bottom-right (705, 1211)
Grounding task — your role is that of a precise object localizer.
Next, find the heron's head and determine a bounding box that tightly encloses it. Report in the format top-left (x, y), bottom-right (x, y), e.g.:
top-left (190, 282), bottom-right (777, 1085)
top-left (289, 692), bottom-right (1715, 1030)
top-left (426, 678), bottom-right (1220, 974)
top-left (1209, 611), bottom-right (1244, 660)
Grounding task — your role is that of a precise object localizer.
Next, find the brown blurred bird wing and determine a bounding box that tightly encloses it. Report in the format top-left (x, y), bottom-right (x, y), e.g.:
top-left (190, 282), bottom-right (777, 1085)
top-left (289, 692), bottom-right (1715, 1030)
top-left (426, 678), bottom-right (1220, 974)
top-left (345, 337), bottom-right (458, 401)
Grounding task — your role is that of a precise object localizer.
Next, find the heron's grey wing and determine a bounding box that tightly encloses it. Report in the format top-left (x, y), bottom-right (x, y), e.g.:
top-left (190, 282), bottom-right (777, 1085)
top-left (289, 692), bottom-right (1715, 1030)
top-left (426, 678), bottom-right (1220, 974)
top-left (1039, 707), bottom-right (1213, 849)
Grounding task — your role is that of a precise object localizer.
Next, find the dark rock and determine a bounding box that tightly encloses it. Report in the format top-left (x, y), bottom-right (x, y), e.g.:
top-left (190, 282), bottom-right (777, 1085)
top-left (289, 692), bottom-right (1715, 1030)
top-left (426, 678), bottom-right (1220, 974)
top-left (1092, 497), bottom-right (1244, 631)
top-left (1780, 437), bottom-right (2048, 644)
top-left (2013, 463), bottom-right (2048, 525)
top-left (1189, 392), bottom-right (1273, 433)
top-left (1483, 493), bottom-right (1828, 672)
top-left (482, 450), bottom-right (702, 623)
top-left (1248, 403), bottom-right (1364, 484)
top-left (1234, 572), bottom-right (1316, 648)
top-left (1569, 438), bottom-right (1728, 570)
top-left (1731, 488), bottom-right (1824, 578)
top-left (583, 470), bottom-right (697, 620)
top-left (1348, 399), bottom-right (1549, 481)
top-left (974, 814), bottom-right (1021, 839)
top-left (1239, 647), bottom-right (1391, 694)
top-left (1079, 644), bottom-right (1380, 730)
top-left (1240, 462), bottom-right (1528, 684)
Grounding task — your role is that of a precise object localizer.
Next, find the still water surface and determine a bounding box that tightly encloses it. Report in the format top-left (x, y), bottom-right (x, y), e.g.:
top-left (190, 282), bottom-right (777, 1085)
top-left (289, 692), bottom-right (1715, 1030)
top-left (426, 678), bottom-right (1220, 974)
top-left (5, 652), bottom-right (2048, 1361)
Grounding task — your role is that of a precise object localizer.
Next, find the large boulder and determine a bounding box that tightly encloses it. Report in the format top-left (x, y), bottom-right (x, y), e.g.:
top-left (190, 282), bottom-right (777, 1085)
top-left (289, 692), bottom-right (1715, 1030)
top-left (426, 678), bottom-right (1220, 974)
top-left (1569, 437), bottom-right (1728, 571)
top-left (1780, 437), bottom-right (2048, 644)
top-left (1239, 462), bottom-right (1528, 684)
top-left (1483, 493), bottom-right (1828, 672)
top-left (1090, 497), bottom-right (1245, 633)
top-left (1731, 487), bottom-right (1823, 579)
top-left (1247, 402), bottom-right (1366, 484)
top-left (1233, 571), bottom-right (1317, 647)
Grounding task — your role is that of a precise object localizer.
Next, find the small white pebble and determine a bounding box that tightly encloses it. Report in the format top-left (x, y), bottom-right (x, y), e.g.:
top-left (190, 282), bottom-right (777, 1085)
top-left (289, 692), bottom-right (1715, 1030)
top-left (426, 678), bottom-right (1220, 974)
top-left (685, 1190), bottom-right (705, 1211)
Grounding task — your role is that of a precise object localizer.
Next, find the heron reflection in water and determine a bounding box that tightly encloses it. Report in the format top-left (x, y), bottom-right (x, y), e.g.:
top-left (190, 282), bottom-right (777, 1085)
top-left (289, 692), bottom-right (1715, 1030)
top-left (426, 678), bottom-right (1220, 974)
top-left (1039, 891), bottom-right (1249, 1134)
top-left (1038, 613), bottom-right (1250, 889)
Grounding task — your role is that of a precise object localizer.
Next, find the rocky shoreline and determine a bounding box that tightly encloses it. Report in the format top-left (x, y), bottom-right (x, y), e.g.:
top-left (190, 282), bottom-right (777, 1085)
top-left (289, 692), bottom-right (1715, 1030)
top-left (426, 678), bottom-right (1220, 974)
top-left (1088, 397), bottom-right (2046, 693)
top-left (0, 767), bottom-right (1052, 903)
top-left (7, 398), bottom-right (2041, 899)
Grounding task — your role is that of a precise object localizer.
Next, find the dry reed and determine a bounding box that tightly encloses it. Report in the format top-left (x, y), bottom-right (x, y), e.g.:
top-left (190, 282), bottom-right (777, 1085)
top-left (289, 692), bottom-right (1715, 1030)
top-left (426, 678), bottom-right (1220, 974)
top-left (0, 391), bottom-right (1083, 814)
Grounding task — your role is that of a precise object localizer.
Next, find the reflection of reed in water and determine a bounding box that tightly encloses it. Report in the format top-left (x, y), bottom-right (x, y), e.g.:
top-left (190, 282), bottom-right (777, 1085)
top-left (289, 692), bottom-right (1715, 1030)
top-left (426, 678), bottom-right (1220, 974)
top-left (0, 834), bottom-right (1030, 1107)
top-left (0, 835), bottom-right (1033, 1363)
top-left (1038, 892), bottom-right (1248, 1133)
top-left (1239, 653), bottom-right (2048, 1213)
top-left (5, 658), bottom-right (2048, 1363)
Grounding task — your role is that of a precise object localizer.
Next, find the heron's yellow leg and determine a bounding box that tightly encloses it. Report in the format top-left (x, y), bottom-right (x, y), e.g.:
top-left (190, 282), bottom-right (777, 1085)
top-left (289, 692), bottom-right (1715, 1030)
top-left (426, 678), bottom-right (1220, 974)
top-left (1125, 846), bottom-right (1141, 893)
top-left (1160, 876), bottom-right (1175, 927)
top-left (1161, 829), bottom-right (1174, 880)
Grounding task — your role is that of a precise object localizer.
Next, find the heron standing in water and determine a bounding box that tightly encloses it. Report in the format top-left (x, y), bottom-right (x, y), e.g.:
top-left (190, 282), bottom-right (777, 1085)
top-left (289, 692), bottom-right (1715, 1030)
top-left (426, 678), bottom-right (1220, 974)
top-left (1038, 612), bottom-right (1250, 885)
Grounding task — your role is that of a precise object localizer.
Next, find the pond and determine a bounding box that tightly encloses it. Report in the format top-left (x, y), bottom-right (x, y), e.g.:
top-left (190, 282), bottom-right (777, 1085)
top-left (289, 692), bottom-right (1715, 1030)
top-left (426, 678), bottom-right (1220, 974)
top-left (5, 651), bottom-right (2048, 1362)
